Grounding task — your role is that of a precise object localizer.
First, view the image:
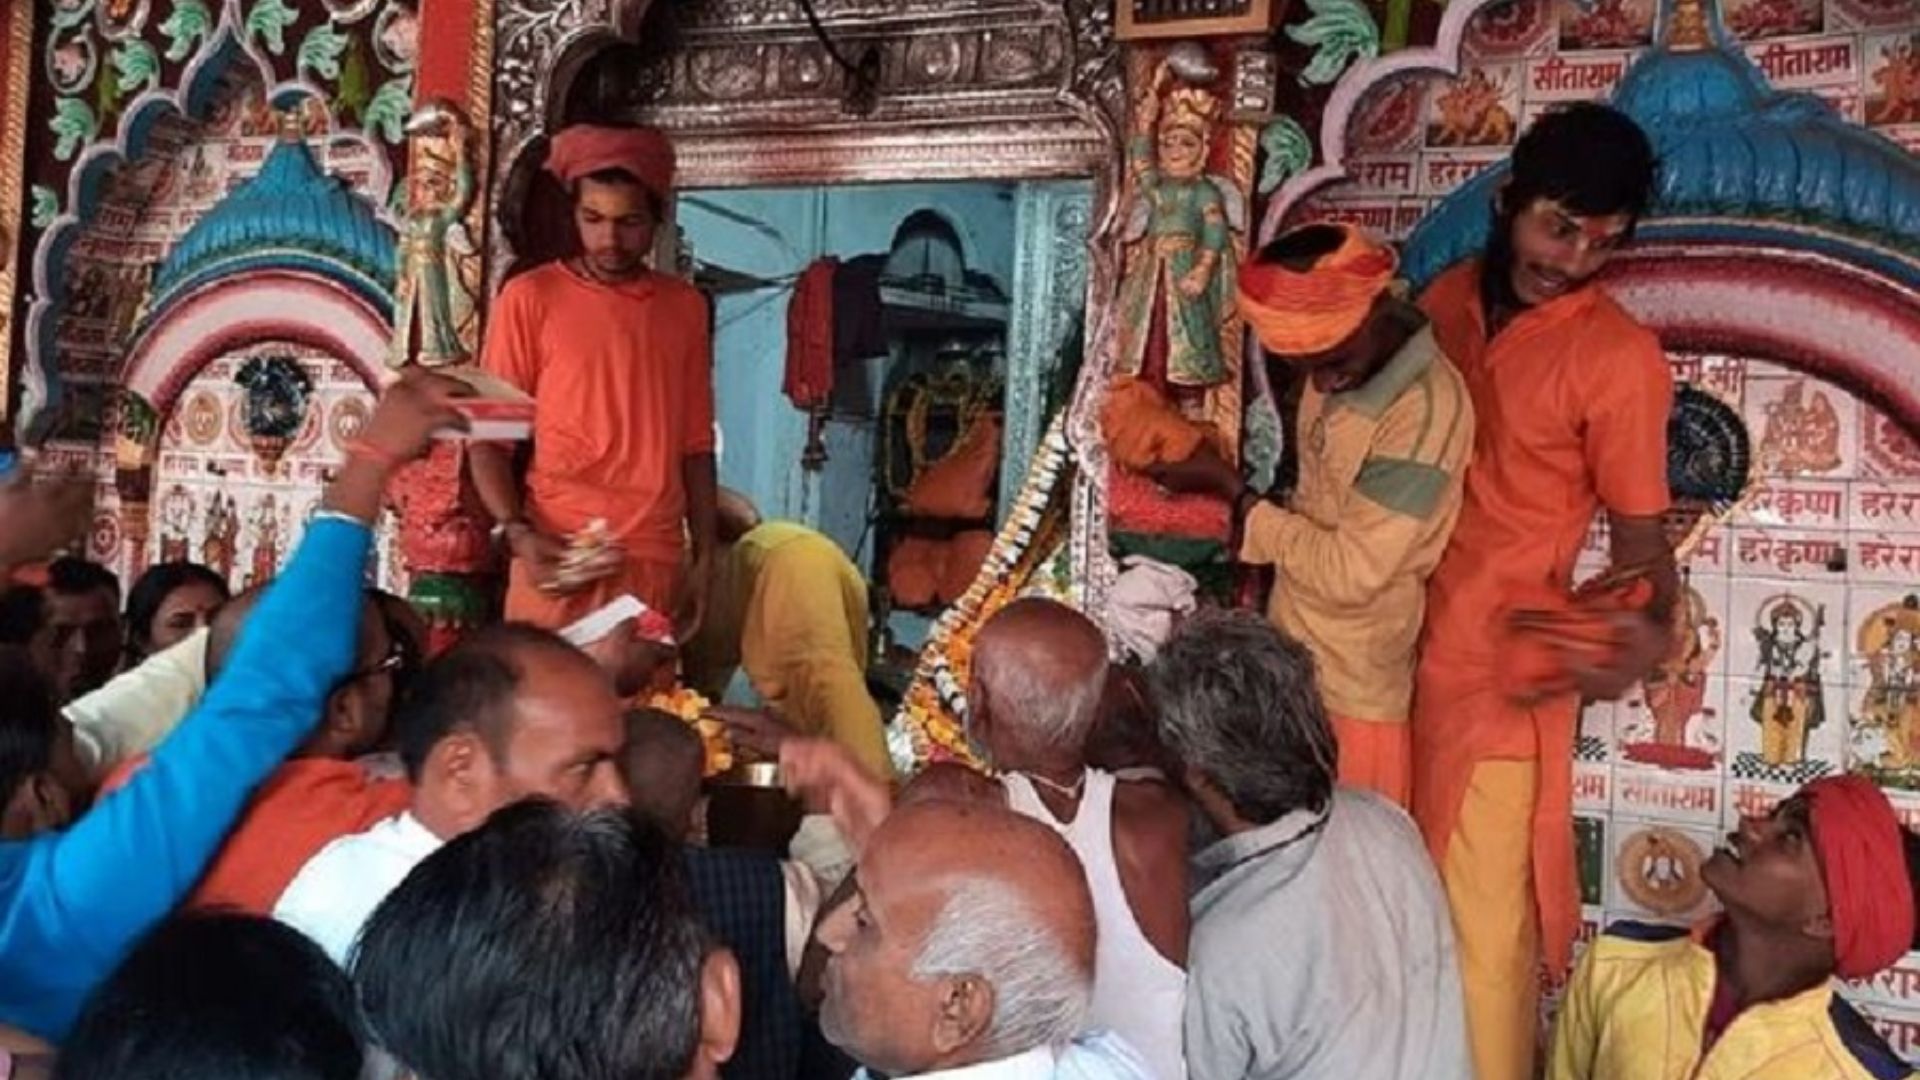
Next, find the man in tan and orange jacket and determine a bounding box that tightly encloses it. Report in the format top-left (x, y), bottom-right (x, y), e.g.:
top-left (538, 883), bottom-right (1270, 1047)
top-left (1150, 222), bottom-right (1473, 807)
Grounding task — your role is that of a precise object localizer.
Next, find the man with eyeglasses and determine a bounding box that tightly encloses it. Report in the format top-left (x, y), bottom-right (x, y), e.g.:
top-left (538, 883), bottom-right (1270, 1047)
top-left (96, 591), bottom-right (413, 915)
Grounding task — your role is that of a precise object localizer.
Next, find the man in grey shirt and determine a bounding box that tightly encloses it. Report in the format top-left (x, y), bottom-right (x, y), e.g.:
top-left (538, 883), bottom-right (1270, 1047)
top-left (1147, 609), bottom-right (1471, 1079)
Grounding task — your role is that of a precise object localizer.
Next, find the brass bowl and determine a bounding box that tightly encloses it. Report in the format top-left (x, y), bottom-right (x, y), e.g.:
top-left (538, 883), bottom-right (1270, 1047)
top-left (712, 760), bottom-right (782, 789)
top-left (705, 760), bottom-right (801, 853)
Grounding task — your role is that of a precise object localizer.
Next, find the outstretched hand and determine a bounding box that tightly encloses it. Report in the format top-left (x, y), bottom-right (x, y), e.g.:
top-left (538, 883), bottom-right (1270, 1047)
top-left (0, 473), bottom-right (92, 569)
top-left (780, 738), bottom-right (892, 853)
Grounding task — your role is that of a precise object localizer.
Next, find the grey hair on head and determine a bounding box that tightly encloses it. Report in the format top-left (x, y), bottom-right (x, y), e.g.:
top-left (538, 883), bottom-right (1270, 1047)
top-left (1146, 608), bottom-right (1336, 824)
top-left (972, 615), bottom-right (1110, 757)
top-left (910, 880), bottom-right (1091, 1058)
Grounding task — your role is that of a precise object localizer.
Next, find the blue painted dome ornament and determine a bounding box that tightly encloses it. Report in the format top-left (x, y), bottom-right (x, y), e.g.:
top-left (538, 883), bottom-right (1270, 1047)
top-left (235, 355), bottom-right (313, 471)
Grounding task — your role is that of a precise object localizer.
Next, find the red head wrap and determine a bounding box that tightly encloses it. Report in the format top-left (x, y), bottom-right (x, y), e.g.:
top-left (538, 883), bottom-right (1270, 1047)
top-left (1237, 223), bottom-right (1399, 357)
top-left (1804, 774), bottom-right (1916, 979)
top-left (544, 124), bottom-right (676, 204)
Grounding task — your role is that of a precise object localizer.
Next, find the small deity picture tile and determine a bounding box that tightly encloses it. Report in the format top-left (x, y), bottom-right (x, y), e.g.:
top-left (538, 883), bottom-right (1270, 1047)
top-left (1605, 818), bottom-right (1720, 927)
top-left (1745, 375), bottom-right (1858, 481)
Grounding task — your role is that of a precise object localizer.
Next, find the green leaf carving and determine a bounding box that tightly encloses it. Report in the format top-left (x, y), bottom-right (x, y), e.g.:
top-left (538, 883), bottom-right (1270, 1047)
top-left (30, 186), bottom-right (59, 230)
top-left (298, 22), bottom-right (350, 81)
top-left (49, 98), bottom-right (99, 162)
top-left (245, 0), bottom-right (299, 55)
top-left (1286, 0), bottom-right (1381, 87)
top-left (159, 0), bottom-right (213, 63)
top-left (1257, 117), bottom-right (1312, 195)
top-left (112, 40), bottom-right (162, 94)
top-left (363, 77), bottom-right (414, 144)
top-left (335, 36), bottom-right (372, 126)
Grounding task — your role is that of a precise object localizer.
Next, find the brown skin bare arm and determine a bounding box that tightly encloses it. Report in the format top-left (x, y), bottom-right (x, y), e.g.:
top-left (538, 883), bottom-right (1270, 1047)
top-left (679, 451), bottom-right (719, 639)
top-left (1112, 778), bottom-right (1192, 968)
top-left (468, 440), bottom-right (570, 586)
top-left (1566, 511), bottom-right (1679, 701)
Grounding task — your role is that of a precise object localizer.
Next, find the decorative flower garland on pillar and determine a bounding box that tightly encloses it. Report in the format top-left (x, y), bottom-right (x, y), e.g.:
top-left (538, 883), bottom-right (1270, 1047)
top-left (890, 412), bottom-right (1077, 773)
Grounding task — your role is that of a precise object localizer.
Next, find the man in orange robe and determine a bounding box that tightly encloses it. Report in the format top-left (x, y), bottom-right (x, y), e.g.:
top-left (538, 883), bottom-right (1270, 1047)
top-left (1411, 103), bottom-right (1678, 1080)
top-left (471, 124), bottom-right (718, 634)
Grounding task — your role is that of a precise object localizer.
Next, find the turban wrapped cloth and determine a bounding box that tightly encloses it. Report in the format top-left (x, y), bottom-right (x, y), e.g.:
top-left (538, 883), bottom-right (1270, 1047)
top-left (545, 124), bottom-right (676, 204)
top-left (1238, 224), bottom-right (1398, 356)
top-left (1804, 774), bottom-right (1916, 979)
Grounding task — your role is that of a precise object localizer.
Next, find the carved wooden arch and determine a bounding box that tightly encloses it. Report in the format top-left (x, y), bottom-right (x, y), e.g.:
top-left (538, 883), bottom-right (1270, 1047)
top-left (484, 0), bottom-right (1131, 602)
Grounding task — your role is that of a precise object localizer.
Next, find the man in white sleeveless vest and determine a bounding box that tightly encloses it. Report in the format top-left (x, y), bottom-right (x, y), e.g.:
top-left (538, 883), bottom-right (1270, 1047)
top-left (965, 598), bottom-right (1192, 1080)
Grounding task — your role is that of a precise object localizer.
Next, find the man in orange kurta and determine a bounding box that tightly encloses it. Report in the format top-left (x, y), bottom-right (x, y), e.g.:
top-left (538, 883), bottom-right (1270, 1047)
top-left (1410, 104), bottom-right (1678, 1080)
top-left (472, 124), bottom-right (718, 633)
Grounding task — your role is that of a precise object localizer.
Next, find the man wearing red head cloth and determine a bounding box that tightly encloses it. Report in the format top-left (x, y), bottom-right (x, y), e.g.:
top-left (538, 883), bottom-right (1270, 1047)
top-left (1549, 775), bottom-right (1920, 1079)
top-left (1147, 222), bottom-right (1474, 807)
top-left (470, 124), bottom-right (718, 634)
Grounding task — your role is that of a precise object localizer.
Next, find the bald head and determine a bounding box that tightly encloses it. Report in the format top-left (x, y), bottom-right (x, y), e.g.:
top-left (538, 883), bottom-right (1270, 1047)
top-left (874, 800), bottom-right (1094, 969)
top-left (818, 799), bottom-right (1094, 1074)
top-left (969, 599), bottom-right (1110, 768)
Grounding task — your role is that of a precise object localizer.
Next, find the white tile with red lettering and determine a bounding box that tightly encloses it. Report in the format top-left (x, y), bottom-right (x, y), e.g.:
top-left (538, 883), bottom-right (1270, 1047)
top-left (1852, 482), bottom-right (1920, 533)
top-left (1680, 528), bottom-right (1734, 579)
top-left (1728, 527), bottom-right (1849, 581)
top-left (1604, 815), bottom-right (1721, 928)
top-left (1736, 480), bottom-right (1851, 531)
top-left (1416, 149), bottom-right (1507, 199)
top-left (1670, 354), bottom-right (1749, 409)
top-left (1723, 773), bottom-right (1792, 829)
top-left (1744, 33), bottom-right (1863, 90)
top-left (1850, 533), bottom-right (1920, 586)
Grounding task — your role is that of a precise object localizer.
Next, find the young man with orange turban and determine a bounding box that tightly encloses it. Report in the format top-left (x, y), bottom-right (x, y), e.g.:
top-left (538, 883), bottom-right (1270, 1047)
top-left (471, 124), bottom-right (718, 635)
top-left (1149, 222), bottom-right (1473, 807)
top-left (1550, 775), bottom-right (1918, 1079)
top-left (1412, 103), bottom-right (1679, 1080)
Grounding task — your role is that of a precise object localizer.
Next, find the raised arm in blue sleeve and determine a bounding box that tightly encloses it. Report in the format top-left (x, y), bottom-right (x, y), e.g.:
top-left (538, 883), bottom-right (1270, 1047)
top-left (0, 517), bottom-right (369, 1038)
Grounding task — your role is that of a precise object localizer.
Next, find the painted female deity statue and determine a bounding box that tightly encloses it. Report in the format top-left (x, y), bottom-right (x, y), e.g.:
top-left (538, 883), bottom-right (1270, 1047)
top-left (389, 100), bottom-right (478, 368)
top-left (1115, 59), bottom-right (1242, 391)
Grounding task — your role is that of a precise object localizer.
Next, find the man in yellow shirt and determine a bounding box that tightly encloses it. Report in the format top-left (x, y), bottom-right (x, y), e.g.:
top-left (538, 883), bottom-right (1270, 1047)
top-left (1550, 775), bottom-right (1917, 1080)
top-left (684, 491), bottom-right (891, 780)
top-left (1149, 223), bottom-right (1473, 806)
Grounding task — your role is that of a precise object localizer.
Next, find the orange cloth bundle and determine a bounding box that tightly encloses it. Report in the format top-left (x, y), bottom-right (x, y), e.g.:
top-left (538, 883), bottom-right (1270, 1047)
top-left (1099, 376), bottom-right (1216, 472)
top-left (940, 530), bottom-right (994, 603)
top-left (887, 531), bottom-right (997, 609)
top-left (905, 415), bottom-right (1001, 520)
top-left (887, 536), bottom-right (943, 609)
top-left (1238, 223), bottom-right (1398, 356)
top-left (1501, 566), bottom-right (1658, 702)
top-left (545, 124), bottom-right (675, 203)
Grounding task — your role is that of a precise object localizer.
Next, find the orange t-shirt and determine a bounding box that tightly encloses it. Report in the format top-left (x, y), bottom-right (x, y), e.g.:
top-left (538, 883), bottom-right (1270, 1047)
top-left (1410, 259), bottom-right (1671, 974)
top-left (1418, 259), bottom-right (1673, 677)
top-left (101, 755), bottom-right (411, 915)
top-left (481, 262), bottom-right (717, 566)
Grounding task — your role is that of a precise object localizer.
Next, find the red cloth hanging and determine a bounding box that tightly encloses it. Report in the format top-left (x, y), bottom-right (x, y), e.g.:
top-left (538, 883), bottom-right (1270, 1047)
top-left (784, 258), bottom-right (839, 410)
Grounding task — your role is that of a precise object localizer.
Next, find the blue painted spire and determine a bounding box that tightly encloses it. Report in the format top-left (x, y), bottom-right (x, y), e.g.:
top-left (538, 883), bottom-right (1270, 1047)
top-left (148, 130), bottom-right (396, 314)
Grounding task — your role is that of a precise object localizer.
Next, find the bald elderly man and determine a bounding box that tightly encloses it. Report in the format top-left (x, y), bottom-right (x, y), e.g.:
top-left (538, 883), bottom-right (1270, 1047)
top-left (813, 798), bottom-right (1152, 1080)
top-left (965, 598), bottom-right (1190, 1080)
